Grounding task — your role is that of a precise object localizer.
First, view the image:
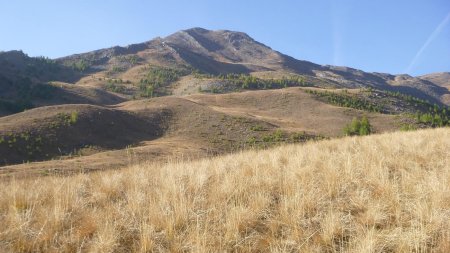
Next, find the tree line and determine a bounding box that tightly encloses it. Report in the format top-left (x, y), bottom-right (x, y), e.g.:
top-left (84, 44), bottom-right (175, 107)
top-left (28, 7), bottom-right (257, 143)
top-left (139, 66), bottom-right (190, 97)
top-left (194, 72), bottom-right (310, 90)
top-left (305, 89), bottom-right (384, 113)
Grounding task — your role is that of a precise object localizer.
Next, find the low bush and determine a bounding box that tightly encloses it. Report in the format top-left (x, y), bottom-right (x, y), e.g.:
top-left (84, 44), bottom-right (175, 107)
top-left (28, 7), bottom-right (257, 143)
top-left (343, 116), bottom-right (371, 136)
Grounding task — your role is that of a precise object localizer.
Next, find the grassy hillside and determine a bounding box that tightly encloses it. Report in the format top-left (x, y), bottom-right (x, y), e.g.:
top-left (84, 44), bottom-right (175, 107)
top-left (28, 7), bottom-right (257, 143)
top-left (1, 128), bottom-right (449, 252)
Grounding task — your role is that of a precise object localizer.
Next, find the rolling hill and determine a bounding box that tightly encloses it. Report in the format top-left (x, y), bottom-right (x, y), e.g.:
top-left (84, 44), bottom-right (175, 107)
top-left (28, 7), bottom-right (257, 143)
top-left (0, 28), bottom-right (449, 176)
top-left (0, 51), bottom-right (124, 116)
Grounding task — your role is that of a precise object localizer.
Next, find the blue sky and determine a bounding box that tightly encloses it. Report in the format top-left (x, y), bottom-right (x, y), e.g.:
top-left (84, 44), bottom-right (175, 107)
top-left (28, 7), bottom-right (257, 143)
top-left (0, 0), bottom-right (449, 76)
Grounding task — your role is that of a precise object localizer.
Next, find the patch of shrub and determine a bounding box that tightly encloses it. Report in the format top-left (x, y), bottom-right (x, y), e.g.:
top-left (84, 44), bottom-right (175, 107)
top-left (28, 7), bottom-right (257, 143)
top-left (305, 89), bottom-right (383, 113)
top-left (70, 112), bottom-right (78, 124)
top-left (71, 59), bottom-right (90, 72)
top-left (415, 110), bottom-right (449, 127)
top-left (343, 116), bottom-right (372, 136)
top-left (262, 129), bottom-right (284, 142)
top-left (400, 124), bottom-right (417, 131)
top-left (194, 72), bottom-right (310, 90)
top-left (139, 66), bottom-right (190, 97)
top-left (250, 125), bottom-right (264, 131)
top-left (290, 132), bottom-right (307, 142)
top-left (55, 112), bottom-right (78, 127)
top-left (105, 82), bottom-right (126, 93)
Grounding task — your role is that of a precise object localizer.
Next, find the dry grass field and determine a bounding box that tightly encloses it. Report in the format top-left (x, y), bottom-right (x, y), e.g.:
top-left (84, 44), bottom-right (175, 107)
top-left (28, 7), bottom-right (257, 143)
top-left (0, 128), bottom-right (449, 252)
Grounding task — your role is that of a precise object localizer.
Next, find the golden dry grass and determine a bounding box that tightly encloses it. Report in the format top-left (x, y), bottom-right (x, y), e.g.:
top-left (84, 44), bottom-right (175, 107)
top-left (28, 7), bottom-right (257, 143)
top-left (0, 128), bottom-right (449, 252)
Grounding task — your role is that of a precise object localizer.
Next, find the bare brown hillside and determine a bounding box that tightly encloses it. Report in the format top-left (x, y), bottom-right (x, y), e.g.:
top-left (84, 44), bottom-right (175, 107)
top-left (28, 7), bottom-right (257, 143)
top-left (0, 28), bottom-right (449, 177)
top-left (419, 72), bottom-right (450, 104)
top-left (419, 72), bottom-right (450, 89)
top-left (0, 103), bottom-right (168, 165)
top-left (0, 88), bottom-right (409, 177)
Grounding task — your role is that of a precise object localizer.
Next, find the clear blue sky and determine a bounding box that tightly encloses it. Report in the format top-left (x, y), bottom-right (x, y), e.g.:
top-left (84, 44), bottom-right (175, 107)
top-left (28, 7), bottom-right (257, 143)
top-left (1, 0), bottom-right (449, 76)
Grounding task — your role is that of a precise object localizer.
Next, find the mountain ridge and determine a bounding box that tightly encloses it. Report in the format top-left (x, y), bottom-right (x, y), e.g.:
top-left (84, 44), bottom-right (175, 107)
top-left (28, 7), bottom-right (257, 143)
top-left (1, 28), bottom-right (449, 116)
top-left (54, 27), bottom-right (449, 104)
top-left (52, 28), bottom-right (444, 78)
top-left (3, 28), bottom-right (447, 79)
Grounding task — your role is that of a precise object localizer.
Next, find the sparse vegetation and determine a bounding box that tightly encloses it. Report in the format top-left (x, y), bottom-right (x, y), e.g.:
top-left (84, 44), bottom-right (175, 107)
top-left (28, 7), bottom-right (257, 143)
top-left (71, 59), bottom-right (90, 72)
top-left (415, 108), bottom-right (449, 127)
top-left (116, 55), bottom-right (139, 65)
top-left (56, 111), bottom-right (78, 127)
top-left (139, 66), bottom-right (190, 97)
top-left (400, 123), bottom-right (417, 131)
top-left (306, 89), bottom-right (384, 113)
top-left (262, 128), bottom-right (284, 142)
top-left (0, 131), bottom-right (44, 161)
top-left (0, 78), bottom-right (57, 114)
top-left (70, 111), bottom-right (78, 124)
top-left (105, 82), bottom-right (126, 94)
top-left (194, 72), bottom-right (311, 90)
top-left (290, 131), bottom-right (308, 142)
top-left (0, 129), bottom-right (448, 252)
top-left (250, 124), bottom-right (264, 131)
top-left (246, 129), bottom-right (322, 148)
top-left (385, 90), bottom-right (432, 107)
top-left (383, 91), bottom-right (450, 126)
top-left (110, 65), bottom-right (125, 74)
top-left (343, 116), bottom-right (372, 136)
top-left (24, 56), bottom-right (61, 76)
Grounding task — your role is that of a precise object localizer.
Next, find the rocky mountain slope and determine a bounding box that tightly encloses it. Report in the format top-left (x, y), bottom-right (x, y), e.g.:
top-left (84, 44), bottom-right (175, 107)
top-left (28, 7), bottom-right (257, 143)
top-left (1, 28), bottom-right (449, 116)
top-left (55, 27), bottom-right (449, 105)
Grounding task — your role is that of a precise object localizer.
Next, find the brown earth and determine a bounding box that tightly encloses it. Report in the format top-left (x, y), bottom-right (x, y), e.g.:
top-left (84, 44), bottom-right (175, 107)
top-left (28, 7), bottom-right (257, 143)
top-left (0, 88), bottom-right (405, 178)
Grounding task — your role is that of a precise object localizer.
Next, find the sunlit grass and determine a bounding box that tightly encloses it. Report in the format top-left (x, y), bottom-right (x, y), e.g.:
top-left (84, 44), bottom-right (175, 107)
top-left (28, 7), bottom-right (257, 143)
top-left (0, 128), bottom-right (449, 252)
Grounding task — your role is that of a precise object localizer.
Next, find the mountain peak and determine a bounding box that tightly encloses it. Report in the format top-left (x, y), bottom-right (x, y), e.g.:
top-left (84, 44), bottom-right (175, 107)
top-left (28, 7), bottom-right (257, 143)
top-left (183, 27), bottom-right (210, 33)
top-left (192, 28), bottom-right (258, 48)
top-left (162, 27), bottom-right (284, 72)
